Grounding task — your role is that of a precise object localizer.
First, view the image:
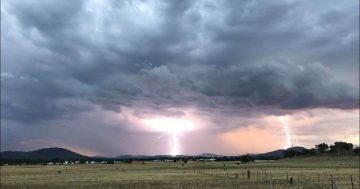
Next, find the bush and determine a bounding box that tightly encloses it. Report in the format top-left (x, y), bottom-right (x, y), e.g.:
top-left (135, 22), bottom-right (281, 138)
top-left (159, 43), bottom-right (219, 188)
top-left (302, 148), bottom-right (316, 156)
top-left (353, 147), bottom-right (360, 154)
top-left (240, 154), bottom-right (254, 163)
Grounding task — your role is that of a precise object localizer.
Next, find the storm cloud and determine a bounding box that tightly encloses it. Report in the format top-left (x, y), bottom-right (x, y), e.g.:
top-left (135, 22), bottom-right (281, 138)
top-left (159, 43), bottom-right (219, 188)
top-left (1, 0), bottom-right (358, 155)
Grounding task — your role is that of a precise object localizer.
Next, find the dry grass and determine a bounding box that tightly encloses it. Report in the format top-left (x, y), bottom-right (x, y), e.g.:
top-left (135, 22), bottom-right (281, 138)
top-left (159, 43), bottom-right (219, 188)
top-left (1, 155), bottom-right (359, 189)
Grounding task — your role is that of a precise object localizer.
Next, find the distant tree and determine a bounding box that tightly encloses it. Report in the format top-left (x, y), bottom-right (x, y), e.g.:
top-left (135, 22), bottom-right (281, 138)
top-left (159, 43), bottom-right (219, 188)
top-left (315, 143), bottom-right (329, 153)
top-left (240, 154), bottom-right (254, 163)
top-left (122, 159), bottom-right (132, 164)
top-left (329, 141), bottom-right (353, 153)
top-left (302, 148), bottom-right (316, 156)
top-left (354, 147), bottom-right (360, 154)
top-left (337, 142), bottom-right (353, 150)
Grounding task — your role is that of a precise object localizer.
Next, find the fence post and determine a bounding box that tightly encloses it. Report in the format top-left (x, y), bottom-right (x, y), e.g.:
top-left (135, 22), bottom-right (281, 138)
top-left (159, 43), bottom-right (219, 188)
top-left (265, 170), bottom-right (267, 180)
top-left (317, 175), bottom-right (320, 189)
top-left (297, 176), bottom-right (300, 189)
top-left (247, 170), bottom-right (251, 179)
top-left (286, 171), bottom-right (289, 184)
top-left (331, 174), bottom-right (334, 189)
top-left (350, 175), bottom-right (354, 189)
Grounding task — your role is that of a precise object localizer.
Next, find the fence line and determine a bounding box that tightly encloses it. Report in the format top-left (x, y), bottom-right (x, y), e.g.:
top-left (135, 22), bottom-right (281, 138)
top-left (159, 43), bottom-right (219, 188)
top-left (195, 168), bottom-right (357, 189)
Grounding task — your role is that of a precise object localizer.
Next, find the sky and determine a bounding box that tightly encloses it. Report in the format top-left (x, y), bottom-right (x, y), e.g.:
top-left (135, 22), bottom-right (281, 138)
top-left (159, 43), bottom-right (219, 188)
top-left (1, 0), bottom-right (359, 156)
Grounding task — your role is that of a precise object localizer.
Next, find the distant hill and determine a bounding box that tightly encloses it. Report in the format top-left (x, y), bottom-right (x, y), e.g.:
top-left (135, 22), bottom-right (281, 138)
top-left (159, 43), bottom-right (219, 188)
top-left (1, 147), bottom-right (89, 160)
top-left (1, 146), bottom-right (308, 161)
top-left (256, 146), bottom-right (307, 159)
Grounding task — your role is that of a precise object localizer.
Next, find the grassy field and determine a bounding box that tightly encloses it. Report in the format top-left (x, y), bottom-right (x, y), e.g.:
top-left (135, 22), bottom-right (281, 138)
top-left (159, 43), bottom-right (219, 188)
top-left (1, 155), bottom-right (359, 189)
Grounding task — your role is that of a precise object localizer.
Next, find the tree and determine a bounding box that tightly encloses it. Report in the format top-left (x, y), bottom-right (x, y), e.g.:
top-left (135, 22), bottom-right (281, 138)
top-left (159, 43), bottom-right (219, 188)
top-left (302, 148), bottom-right (316, 156)
top-left (122, 159), bottom-right (132, 164)
top-left (329, 141), bottom-right (353, 153)
top-left (315, 143), bottom-right (329, 153)
top-left (240, 154), bottom-right (254, 163)
top-left (354, 147), bottom-right (360, 154)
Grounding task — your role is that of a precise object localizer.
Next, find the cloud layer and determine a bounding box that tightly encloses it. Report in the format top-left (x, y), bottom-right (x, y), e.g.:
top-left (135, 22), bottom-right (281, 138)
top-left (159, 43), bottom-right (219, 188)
top-left (1, 0), bottom-right (358, 155)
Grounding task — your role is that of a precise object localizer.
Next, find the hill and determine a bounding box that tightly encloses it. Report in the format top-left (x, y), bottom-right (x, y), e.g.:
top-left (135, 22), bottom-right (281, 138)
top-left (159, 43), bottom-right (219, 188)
top-left (0, 147), bottom-right (89, 160)
top-left (0, 146), bottom-right (308, 161)
top-left (256, 146), bottom-right (306, 159)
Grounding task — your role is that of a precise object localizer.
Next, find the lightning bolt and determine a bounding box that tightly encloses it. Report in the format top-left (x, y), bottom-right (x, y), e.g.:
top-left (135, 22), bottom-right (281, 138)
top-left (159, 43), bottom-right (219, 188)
top-left (142, 117), bottom-right (194, 156)
top-left (169, 132), bottom-right (180, 156)
top-left (158, 130), bottom-right (181, 156)
top-left (279, 117), bottom-right (294, 149)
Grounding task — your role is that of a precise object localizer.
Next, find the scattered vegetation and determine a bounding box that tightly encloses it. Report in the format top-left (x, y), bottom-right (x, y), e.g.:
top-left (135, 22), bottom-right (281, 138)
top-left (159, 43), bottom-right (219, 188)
top-left (283, 141), bottom-right (358, 158)
top-left (1, 141), bottom-right (358, 188)
top-left (1, 155), bottom-right (358, 189)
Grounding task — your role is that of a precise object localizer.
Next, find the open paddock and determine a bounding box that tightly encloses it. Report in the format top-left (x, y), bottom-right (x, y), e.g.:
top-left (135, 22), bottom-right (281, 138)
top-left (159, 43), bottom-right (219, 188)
top-left (1, 155), bottom-right (359, 189)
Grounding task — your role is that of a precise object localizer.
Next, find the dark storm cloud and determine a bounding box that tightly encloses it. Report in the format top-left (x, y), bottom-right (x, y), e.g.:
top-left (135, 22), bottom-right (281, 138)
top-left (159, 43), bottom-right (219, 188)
top-left (1, 0), bottom-right (358, 124)
top-left (172, 62), bottom-right (357, 110)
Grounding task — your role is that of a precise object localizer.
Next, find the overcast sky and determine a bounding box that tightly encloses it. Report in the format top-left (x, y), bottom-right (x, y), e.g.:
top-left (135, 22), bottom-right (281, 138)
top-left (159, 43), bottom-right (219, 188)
top-left (1, 0), bottom-right (359, 156)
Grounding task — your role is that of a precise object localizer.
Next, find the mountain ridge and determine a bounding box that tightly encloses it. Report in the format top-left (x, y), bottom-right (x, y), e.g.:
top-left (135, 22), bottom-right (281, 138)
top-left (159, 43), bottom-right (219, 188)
top-left (255, 146), bottom-right (307, 159)
top-left (1, 147), bottom-right (89, 160)
top-left (1, 146), bottom-right (308, 160)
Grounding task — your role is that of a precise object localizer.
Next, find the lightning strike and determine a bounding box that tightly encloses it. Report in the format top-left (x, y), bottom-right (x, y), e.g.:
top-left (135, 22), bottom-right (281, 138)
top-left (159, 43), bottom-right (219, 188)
top-left (142, 118), bottom-right (195, 156)
top-left (278, 117), bottom-right (297, 149)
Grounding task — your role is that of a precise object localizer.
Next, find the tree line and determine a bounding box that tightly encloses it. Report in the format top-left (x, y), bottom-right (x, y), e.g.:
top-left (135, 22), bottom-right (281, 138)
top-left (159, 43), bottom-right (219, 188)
top-left (283, 141), bottom-right (359, 158)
